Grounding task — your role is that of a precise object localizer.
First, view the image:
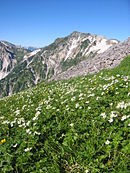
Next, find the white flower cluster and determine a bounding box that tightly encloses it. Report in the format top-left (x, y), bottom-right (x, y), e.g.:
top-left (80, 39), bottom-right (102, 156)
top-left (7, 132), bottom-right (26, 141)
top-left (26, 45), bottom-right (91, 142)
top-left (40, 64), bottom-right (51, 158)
top-left (15, 109), bottom-right (20, 116)
top-left (100, 112), bottom-right (106, 119)
top-left (34, 131), bottom-right (41, 135)
top-left (121, 115), bottom-right (130, 121)
top-left (116, 101), bottom-right (130, 109)
top-left (88, 93), bottom-right (95, 97)
top-left (2, 120), bottom-right (10, 124)
top-left (26, 129), bottom-right (32, 135)
top-left (24, 147), bottom-right (32, 152)
top-left (108, 111), bottom-right (118, 123)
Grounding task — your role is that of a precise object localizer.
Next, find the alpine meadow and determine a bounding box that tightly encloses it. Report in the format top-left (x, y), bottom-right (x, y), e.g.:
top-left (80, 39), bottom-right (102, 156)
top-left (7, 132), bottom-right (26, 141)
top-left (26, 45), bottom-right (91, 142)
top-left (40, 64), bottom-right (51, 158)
top-left (0, 0), bottom-right (130, 172)
top-left (0, 56), bottom-right (130, 172)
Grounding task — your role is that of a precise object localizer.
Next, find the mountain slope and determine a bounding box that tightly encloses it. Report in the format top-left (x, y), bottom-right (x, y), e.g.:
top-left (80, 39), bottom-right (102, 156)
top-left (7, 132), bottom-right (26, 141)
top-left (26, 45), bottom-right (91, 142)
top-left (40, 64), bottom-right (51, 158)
top-left (0, 32), bottom-right (118, 97)
top-left (52, 37), bottom-right (130, 81)
top-left (0, 56), bottom-right (129, 172)
top-left (0, 41), bottom-right (30, 80)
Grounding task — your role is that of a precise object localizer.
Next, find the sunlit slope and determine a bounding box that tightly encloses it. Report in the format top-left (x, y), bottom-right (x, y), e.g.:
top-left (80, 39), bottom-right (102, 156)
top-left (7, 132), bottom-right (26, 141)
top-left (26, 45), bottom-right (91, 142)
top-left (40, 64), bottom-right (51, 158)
top-left (0, 56), bottom-right (130, 173)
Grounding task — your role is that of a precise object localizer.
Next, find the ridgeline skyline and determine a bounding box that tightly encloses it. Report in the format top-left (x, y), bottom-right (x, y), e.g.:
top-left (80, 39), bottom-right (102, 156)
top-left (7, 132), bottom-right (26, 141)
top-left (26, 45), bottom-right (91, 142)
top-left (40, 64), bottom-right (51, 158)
top-left (0, 0), bottom-right (130, 47)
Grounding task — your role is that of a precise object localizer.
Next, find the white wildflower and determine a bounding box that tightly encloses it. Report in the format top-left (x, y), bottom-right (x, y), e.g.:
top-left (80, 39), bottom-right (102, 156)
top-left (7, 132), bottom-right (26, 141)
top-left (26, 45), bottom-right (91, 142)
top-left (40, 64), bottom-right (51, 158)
top-left (123, 76), bottom-right (128, 81)
top-left (100, 112), bottom-right (106, 119)
top-left (24, 147), bottom-right (32, 152)
top-left (71, 97), bottom-right (76, 101)
top-left (33, 111), bottom-right (40, 121)
top-left (115, 79), bottom-right (118, 83)
top-left (46, 105), bottom-right (52, 109)
top-left (15, 110), bottom-right (20, 116)
top-left (13, 143), bottom-right (18, 148)
top-left (116, 101), bottom-right (127, 109)
top-left (10, 122), bottom-right (14, 127)
top-left (35, 111), bottom-right (40, 116)
top-left (121, 115), bottom-right (127, 121)
top-left (70, 123), bottom-right (74, 127)
top-left (2, 120), bottom-right (10, 124)
top-left (108, 118), bottom-right (113, 123)
top-left (105, 140), bottom-right (110, 145)
top-left (34, 131), bottom-right (41, 135)
top-left (110, 103), bottom-right (113, 106)
top-left (26, 121), bottom-right (31, 126)
top-left (110, 111), bottom-right (118, 118)
top-left (79, 97), bottom-right (84, 100)
top-left (22, 105), bottom-right (26, 110)
top-left (85, 101), bottom-right (89, 104)
top-left (96, 97), bottom-right (100, 101)
top-left (101, 92), bottom-right (104, 96)
top-left (75, 103), bottom-right (79, 108)
top-left (79, 93), bottom-right (83, 97)
top-left (26, 129), bottom-right (31, 134)
top-left (33, 123), bottom-right (37, 126)
top-left (111, 76), bottom-right (115, 80)
top-left (88, 93), bottom-right (95, 97)
top-left (88, 106), bottom-right (91, 110)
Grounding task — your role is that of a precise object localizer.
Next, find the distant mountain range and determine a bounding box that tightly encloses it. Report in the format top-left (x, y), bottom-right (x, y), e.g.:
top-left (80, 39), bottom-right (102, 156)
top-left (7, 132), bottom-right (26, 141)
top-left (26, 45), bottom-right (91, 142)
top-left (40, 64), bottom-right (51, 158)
top-left (0, 31), bottom-right (129, 97)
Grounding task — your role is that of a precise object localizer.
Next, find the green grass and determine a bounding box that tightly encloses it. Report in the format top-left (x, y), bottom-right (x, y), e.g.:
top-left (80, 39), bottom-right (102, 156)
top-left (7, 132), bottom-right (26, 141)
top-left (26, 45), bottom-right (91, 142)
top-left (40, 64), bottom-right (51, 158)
top-left (0, 56), bottom-right (130, 172)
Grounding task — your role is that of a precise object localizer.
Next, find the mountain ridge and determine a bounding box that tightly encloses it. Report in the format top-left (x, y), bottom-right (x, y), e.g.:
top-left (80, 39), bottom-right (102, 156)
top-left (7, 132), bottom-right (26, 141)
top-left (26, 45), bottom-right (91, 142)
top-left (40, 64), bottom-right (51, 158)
top-left (0, 32), bottom-right (128, 98)
top-left (51, 37), bottom-right (130, 81)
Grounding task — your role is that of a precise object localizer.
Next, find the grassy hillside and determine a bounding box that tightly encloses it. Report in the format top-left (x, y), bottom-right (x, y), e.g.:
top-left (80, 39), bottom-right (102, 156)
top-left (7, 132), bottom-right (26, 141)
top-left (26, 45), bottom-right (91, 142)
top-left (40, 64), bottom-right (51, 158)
top-left (0, 56), bottom-right (130, 173)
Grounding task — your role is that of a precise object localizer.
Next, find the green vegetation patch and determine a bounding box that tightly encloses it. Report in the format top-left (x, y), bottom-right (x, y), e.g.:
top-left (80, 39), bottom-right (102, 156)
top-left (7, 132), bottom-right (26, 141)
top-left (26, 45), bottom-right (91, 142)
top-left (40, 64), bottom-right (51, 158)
top-left (0, 56), bottom-right (130, 172)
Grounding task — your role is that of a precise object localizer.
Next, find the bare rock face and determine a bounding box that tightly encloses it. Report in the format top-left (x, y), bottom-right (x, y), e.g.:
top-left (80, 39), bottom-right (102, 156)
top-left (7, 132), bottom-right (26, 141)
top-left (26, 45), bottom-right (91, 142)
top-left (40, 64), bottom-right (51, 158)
top-left (0, 41), bottom-right (16, 80)
top-left (38, 31), bottom-right (118, 79)
top-left (0, 41), bottom-right (29, 80)
top-left (51, 37), bottom-right (130, 81)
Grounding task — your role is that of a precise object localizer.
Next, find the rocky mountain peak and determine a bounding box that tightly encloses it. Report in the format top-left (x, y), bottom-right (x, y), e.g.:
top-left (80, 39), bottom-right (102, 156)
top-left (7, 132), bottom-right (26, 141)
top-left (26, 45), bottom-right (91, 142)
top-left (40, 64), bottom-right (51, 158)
top-left (70, 31), bottom-right (90, 37)
top-left (0, 31), bottom-right (126, 97)
top-left (70, 31), bottom-right (82, 37)
top-left (51, 37), bottom-right (130, 81)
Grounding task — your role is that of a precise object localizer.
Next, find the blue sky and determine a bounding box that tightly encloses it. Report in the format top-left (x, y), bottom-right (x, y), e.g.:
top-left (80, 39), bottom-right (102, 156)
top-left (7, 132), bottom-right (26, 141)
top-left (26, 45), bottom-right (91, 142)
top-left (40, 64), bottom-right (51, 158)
top-left (0, 0), bottom-right (130, 47)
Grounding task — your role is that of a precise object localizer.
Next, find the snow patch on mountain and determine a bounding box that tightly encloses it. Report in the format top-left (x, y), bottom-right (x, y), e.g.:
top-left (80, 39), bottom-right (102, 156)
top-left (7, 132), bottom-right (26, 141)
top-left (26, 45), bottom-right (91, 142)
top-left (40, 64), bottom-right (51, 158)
top-left (86, 38), bottom-right (117, 55)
